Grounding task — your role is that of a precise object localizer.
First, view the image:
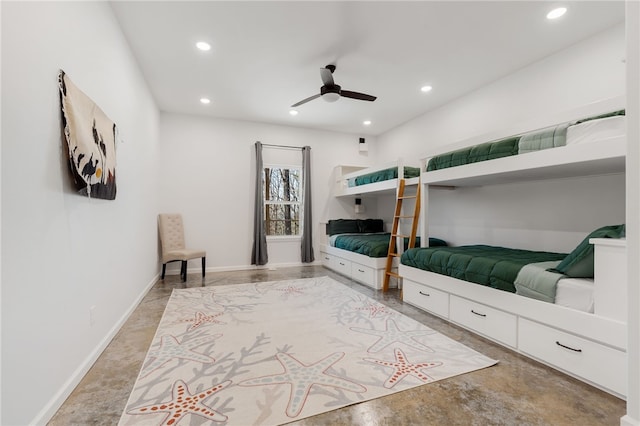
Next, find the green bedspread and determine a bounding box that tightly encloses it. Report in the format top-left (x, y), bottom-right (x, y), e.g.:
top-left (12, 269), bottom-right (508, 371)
top-left (349, 166), bottom-right (421, 187)
top-left (332, 233), bottom-right (447, 258)
top-left (426, 137), bottom-right (519, 171)
top-left (400, 245), bottom-right (566, 293)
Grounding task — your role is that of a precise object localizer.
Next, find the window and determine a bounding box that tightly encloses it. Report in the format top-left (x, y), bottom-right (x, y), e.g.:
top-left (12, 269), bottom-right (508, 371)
top-left (264, 166), bottom-right (301, 236)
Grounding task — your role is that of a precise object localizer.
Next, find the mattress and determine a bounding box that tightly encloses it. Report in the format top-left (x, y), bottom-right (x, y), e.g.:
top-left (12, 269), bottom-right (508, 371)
top-left (329, 233), bottom-right (447, 258)
top-left (400, 245), bottom-right (566, 293)
top-left (566, 115), bottom-right (625, 146)
top-left (425, 110), bottom-right (625, 172)
top-left (555, 277), bottom-right (594, 313)
top-left (347, 166), bottom-right (421, 187)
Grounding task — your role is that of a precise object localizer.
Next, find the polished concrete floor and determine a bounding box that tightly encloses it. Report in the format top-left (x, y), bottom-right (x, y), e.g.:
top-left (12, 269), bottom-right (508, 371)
top-left (49, 266), bottom-right (625, 425)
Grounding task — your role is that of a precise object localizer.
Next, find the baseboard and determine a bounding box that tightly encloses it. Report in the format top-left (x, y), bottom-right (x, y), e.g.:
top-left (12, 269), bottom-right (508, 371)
top-left (30, 273), bottom-right (160, 425)
top-left (621, 415), bottom-right (640, 426)
top-left (161, 261), bottom-right (323, 276)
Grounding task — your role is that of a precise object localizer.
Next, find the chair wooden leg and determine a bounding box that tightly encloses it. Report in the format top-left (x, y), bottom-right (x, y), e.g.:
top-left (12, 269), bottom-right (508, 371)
top-left (161, 263), bottom-right (167, 279)
top-left (202, 257), bottom-right (206, 278)
top-left (180, 261), bottom-right (187, 282)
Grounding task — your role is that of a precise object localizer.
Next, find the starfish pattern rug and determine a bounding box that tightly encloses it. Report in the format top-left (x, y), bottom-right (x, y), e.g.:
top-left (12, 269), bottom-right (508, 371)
top-left (119, 276), bottom-right (497, 425)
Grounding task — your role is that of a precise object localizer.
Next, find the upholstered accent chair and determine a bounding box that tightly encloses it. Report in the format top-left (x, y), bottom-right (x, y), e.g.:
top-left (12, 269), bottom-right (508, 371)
top-left (158, 213), bottom-right (206, 282)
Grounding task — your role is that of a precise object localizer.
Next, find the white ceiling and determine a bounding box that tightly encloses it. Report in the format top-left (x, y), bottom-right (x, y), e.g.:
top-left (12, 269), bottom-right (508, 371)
top-left (110, 1), bottom-right (624, 136)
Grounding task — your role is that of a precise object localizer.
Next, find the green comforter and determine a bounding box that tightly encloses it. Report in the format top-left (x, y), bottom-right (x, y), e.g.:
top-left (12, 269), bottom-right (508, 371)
top-left (426, 137), bottom-right (519, 171)
top-left (332, 233), bottom-right (447, 258)
top-left (351, 166), bottom-right (421, 186)
top-left (400, 245), bottom-right (566, 293)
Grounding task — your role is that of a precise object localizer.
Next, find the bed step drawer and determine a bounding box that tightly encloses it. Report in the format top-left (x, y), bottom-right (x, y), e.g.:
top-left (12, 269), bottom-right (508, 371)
top-left (403, 280), bottom-right (449, 319)
top-left (351, 263), bottom-right (374, 285)
top-left (450, 296), bottom-right (517, 348)
top-left (518, 318), bottom-right (626, 396)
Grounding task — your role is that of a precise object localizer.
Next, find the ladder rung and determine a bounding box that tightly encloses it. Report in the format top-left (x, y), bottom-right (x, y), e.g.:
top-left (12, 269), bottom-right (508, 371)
top-left (385, 271), bottom-right (402, 278)
top-left (395, 215), bottom-right (414, 218)
top-left (388, 253), bottom-right (400, 257)
top-left (398, 195), bottom-right (417, 199)
top-left (392, 234), bottom-right (410, 238)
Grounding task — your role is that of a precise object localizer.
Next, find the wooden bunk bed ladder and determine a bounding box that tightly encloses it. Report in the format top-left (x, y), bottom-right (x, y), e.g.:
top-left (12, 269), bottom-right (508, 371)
top-left (383, 178), bottom-right (421, 292)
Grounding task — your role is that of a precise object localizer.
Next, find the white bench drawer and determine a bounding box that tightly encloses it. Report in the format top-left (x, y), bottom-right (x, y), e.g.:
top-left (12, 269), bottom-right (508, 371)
top-left (320, 252), bottom-right (333, 268)
top-left (403, 280), bottom-right (449, 319)
top-left (519, 318), bottom-right (626, 396)
top-left (351, 263), bottom-right (374, 285)
top-left (450, 296), bottom-right (517, 348)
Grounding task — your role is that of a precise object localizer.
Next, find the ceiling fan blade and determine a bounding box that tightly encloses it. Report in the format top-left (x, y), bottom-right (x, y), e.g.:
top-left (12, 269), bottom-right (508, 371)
top-left (291, 93), bottom-right (322, 107)
top-left (320, 67), bottom-right (335, 86)
top-left (340, 90), bottom-right (377, 102)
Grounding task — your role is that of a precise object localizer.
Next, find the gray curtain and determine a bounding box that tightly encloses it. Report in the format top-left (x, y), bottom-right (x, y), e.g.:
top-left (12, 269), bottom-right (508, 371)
top-left (251, 142), bottom-right (268, 265)
top-left (301, 146), bottom-right (314, 262)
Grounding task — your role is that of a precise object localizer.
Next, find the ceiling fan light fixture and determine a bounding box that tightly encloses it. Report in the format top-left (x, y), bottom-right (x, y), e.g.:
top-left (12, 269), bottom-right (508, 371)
top-left (289, 109), bottom-right (298, 116)
top-left (322, 92), bottom-right (340, 103)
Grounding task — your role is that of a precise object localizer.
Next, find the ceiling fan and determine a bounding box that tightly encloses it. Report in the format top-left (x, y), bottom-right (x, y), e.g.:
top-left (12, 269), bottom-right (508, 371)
top-left (291, 64), bottom-right (377, 107)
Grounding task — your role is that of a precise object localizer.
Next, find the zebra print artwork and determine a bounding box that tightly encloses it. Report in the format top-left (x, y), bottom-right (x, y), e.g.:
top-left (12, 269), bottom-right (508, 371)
top-left (58, 70), bottom-right (117, 200)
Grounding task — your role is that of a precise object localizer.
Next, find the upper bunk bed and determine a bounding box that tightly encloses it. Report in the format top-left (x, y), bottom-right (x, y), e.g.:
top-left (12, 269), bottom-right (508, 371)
top-left (419, 97), bottom-right (626, 188)
top-left (333, 159), bottom-right (420, 197)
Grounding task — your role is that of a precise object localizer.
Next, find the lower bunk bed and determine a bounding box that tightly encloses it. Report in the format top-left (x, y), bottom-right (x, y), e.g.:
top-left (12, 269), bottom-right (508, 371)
top-left (398, 226), bottom-right (627, 398)
top-left (320, 218), bottom-right (446, 290)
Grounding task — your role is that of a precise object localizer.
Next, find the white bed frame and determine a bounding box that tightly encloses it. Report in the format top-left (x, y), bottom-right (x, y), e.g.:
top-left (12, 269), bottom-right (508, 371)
top-left (333, 158), bottom-right (420, 197)
top-left (323, 158), bottom-right (421, 289)
top-left (403, 96), bottom-right (627, 397)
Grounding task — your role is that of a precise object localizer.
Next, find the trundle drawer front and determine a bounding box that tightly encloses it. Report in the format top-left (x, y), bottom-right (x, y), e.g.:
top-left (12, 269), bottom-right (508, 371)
top-left (403, 280), bottom-right (449, 319)
top-left (332, 257), bottom-right (351, 276)
top-left (351, 263), bottom-right (374, 285)
top-left (450, 296), bottom-right (517, 348)
top-left (320, 252), bottom-right (333, 268)
top-left (519, 318), bottom-right (626, 396)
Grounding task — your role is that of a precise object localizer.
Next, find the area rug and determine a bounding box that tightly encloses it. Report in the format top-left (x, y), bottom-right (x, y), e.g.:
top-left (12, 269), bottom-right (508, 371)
top-left (119, 276), bottom-right (497, 425)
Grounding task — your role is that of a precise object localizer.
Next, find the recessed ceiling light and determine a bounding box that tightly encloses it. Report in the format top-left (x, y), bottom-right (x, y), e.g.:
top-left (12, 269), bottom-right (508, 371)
top-left (196, 41), bottom-right (211, 51)
top-left (363, 120), bottom-right (372, 126)
top-left (421, 85), bottom-right (433, 93)
top-left (289, 110), bottom-right (298, 116)
top-left (200, 97), bottom-right (211, 105)
top-left (546, 7), bottom-right (567, 20)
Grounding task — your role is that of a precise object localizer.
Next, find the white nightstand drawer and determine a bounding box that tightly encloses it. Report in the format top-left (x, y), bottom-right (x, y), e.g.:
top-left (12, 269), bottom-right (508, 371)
top-left (519, 318), bottom-right (626, 396)
top-left (450, 296), bottom-right (517, 348)
top-left (351, 263), bottom-right (374, 285)
top-left (403, 280), bottom-right (449, 319)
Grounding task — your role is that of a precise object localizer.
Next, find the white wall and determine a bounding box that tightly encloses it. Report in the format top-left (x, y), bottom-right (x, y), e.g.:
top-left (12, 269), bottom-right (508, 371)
top-left (376, 24), bottom-right (626, 251)
top-left (159, 113), bottom-right (375, 270)
top-left (1, 2), bottom-right (160, 425)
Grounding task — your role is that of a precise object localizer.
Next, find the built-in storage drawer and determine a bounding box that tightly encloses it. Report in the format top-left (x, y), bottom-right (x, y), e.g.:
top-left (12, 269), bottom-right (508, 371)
top-left (450, 296), bottom-right (517, 348)
top-left (403, 280), bottom-right (449, 319)
top-left (518, 318), bottom-right (626, 396)
top-left (332, 256), bottom-right (351, 276)
top-left (351, 263), bottom-right (374, 285)
top-left (320, 252), bottom-right (333, 268)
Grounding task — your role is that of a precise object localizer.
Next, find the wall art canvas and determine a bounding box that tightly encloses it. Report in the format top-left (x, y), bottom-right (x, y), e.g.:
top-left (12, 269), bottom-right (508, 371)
top-left (58, 70), bottom-right (117, 199)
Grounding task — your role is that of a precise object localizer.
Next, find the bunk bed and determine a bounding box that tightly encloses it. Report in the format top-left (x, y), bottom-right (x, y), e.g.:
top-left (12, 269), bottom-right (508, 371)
top-left (319, 218), bottom-right (447, 290)
top-left (399, 97), bottom-right (628, 398)
top-left (333, 159), bottom-right (420, 197)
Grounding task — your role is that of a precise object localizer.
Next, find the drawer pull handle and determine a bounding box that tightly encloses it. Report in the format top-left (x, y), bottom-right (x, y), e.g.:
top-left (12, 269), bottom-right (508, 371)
top-left (358, 269), bottom-right (365, 273)
top-left (339, 262), bottom-right (345, 266)
top-left (471, 310), bottom-right (487, 317)
top-left (324, 257), bottom-right (330, 260)
top-left (556, 341), bottom-right (582, 353)
top-left (419, 291), bottom-right (430, 297)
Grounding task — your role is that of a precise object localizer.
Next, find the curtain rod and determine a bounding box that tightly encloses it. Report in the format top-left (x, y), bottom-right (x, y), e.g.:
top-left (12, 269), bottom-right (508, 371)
top-left (259, 142), bottom-right (306, 151)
